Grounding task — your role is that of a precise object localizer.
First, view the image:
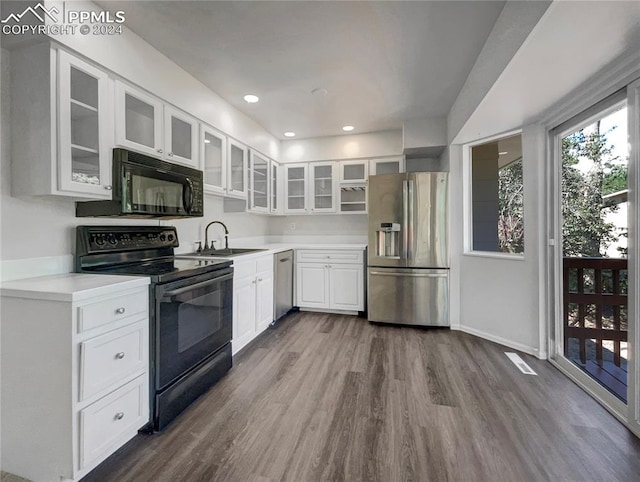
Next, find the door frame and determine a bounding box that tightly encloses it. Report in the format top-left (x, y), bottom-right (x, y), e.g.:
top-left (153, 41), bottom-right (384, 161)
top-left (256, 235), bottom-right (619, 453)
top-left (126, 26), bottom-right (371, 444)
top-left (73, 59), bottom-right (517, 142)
top-left (546, 78), bottom-right (640, 437)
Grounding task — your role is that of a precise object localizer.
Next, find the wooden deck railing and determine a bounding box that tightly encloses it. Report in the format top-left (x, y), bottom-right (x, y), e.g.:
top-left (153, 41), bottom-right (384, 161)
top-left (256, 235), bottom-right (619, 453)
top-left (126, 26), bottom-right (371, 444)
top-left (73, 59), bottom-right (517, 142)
top-left (563, 257), bottom-right (628, 367)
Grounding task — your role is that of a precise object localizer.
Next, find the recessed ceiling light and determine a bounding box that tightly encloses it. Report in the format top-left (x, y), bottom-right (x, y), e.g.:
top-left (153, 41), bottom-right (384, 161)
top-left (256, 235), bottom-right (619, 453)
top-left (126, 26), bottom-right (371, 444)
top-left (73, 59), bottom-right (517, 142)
top-left (284, 132), bottom-right (296, 138)
top-left (243, 94), bottom-right (259, 104)
top-left (311, 87), bottom-right (328, 97)
top-left (342, 125), bottom-right (354, 132)
top-left (499, 151), bottom-right (508, 155)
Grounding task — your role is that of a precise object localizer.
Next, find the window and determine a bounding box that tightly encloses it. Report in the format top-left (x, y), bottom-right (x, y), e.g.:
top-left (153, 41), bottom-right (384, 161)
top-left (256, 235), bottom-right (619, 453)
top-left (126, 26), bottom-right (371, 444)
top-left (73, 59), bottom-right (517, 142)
top-left (469, 133), bottom-right (524, 254)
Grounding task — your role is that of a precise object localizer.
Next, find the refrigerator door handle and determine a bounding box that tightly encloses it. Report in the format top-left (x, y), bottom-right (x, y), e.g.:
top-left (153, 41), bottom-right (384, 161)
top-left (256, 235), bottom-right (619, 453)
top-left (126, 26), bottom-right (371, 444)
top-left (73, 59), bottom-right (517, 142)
top-left (402, 179), bottom-right (409, 259)
top-left (369, 270), bottom-right (446, 278)
top-left (407, 178), bottom-right (415, 262)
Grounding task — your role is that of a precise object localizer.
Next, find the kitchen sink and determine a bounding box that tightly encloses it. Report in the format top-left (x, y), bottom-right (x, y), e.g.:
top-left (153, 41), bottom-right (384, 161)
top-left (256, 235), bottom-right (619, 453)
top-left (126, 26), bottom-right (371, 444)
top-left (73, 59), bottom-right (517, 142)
top-left (184, 248), bottom-right (268, 257)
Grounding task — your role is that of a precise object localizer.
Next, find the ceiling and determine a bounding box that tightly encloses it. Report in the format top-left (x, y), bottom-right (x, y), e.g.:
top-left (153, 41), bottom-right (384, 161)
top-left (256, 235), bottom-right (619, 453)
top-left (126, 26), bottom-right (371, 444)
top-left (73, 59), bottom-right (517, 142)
top-left (97, 1), bottom-right (505, 141)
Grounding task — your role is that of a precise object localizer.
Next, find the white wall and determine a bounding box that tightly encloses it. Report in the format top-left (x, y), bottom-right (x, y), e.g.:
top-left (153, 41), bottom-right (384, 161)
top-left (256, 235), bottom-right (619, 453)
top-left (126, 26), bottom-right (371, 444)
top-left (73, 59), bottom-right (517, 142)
top-left (267, 214), bottom-right (367, 243)
top-left (447, 1), bottom-right (551, 143)
top-left (402, 117), bottom-right (446, 150)
top-left (450, 124), bottom-right (545, 357)
top-left (280, 130), bottom-right (402, 163)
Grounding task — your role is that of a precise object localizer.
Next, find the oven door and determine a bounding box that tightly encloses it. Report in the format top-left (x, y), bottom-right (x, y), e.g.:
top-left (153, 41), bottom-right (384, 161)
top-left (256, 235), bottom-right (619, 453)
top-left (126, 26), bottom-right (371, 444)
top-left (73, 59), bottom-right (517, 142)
top-left (154, 268), bottom-right (233, 390)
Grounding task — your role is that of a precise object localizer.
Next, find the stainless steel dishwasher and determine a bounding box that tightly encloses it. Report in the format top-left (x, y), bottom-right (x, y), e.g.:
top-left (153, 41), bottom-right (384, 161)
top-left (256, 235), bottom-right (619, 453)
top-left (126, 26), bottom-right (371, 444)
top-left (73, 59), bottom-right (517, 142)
top-left (274, 250), bottom-right (294, 321)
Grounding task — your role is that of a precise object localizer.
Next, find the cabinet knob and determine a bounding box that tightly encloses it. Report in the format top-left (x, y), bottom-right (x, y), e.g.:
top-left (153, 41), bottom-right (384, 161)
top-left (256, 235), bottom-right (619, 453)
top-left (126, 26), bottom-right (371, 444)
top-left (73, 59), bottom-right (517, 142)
top-left (168, 152), bottom-right (174, 157)
top-left (115, 352), bottom-right (125, 360)
top-left (157, 148), bottom-right (163, 154)
top-left (258, 278), bottom-right (263, 282)
top-left (115, 307), bottom-right (126, 315)
top-left (104, 185), bottom-right (112, 191)
top-left (114, 412), bottom-right (125, 420)
top-left (252, 279), bottom-right (257, 284)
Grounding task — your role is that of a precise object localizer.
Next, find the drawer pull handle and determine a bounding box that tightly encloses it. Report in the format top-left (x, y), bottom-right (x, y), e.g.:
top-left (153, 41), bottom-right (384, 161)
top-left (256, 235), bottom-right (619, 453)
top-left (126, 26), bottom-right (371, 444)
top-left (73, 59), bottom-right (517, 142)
top-left (115, 352), bottom-right (125, 360)
top-left (115, 307), bottom-right (126, 315)
top-left (115, 412), bottom-right (125, 420)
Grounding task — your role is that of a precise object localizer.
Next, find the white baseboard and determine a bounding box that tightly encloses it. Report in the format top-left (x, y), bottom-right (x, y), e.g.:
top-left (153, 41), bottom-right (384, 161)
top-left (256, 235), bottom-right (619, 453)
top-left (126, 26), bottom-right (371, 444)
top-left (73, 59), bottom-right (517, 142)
top-left (453, 324), bottom-right (544, 359)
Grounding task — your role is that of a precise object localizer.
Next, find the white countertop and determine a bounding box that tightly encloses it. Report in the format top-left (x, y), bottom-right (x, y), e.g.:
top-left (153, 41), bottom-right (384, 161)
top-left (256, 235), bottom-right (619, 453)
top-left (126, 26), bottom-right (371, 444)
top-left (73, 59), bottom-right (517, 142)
top-left (176, 243), bottom-right (367, 262)
top-left (0, 273), bottom-right (150, 302)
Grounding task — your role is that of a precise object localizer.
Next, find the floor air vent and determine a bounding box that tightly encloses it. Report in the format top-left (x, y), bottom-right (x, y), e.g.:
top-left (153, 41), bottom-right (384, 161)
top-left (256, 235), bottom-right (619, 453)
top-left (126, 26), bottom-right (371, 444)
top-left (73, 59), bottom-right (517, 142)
top-left (505, 352), bottom-right (537, 375)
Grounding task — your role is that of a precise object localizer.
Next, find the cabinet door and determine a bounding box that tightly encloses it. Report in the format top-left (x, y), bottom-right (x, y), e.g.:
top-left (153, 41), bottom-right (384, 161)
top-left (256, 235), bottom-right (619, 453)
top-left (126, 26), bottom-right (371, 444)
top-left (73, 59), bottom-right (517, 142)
top-left (164, 106), bottom-right (198, 167)
top-left (284, 164), bottom-right (308, 214)
top-left (201, 124), bottom-right (227, 195)
top-left (115, 81), bottom-right (163, 157)
top-left (233, 275), bottom-right (256, 354)
top-left (249, 150), bottom-right (270, 213)
top-left (339, 185), bottom-right (367, 213)
top-left (309, 162), bottom-right (337, 213)
top-left (370, 156), bottom-right (405, 176)
top-left (296, 263), bottom-right (329, 308)
top-left (270, 160), bottom-right (280, 214)
top-left (339, 159), bottom-right (368, 183)
top-left (57, 50), bottom-right (112, 198)
top-left (255, 272), bottom-right (274, 332)
top-left (227, 139), bottom-right (248, 199)
top-left (329, 264), bottom-right (364, 311)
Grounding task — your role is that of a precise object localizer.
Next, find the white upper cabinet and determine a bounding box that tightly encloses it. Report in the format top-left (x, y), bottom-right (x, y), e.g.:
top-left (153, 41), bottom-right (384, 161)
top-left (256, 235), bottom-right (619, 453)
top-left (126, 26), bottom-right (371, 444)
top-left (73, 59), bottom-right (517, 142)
top-left (309, 162), bottom-right (337, 213)
top-left (227, 138), bottom-right (248, 199)
top-left (115, 81), bottom-right (163, 157)
top-left (369, 156), bottom-right (405, 176)
top-left (163, 106), bottom-right (199, 167)
top-left (200, 124), bottom-right (227, 195)
top-left (248, 149), bottom-right (270, 213)
top-left (58, 50), bottom-right (113, 198)
top-left (284, 163), bottom-right (308, 214)
top-left (115, 81), bottom-right (198, 168)
top-left (11, 44), bottom-right (113, 199)
top-left (339, 159), bottom-right (369, 183)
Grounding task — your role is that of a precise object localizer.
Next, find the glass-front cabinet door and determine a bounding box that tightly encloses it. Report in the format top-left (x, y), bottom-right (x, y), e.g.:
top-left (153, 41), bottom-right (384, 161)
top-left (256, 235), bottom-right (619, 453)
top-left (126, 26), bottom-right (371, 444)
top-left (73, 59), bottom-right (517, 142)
top-left (369, 156), bottom-right (405, 176)
top-left (200, 125), bottom-right (227, 195)
top-left (309, 162), bottom-right (337, 213)
top-left (164, 106), bottom-right (198, 168)
top-left (57, 50), bottom-right (112, 198)
top-left (270, 160), bottom-right (280, 214)
top-left (284, 164), bottom-right (308, 214)
top-left (114, 81), bottom-right (163, 158)
top-left (249, 150), bottom-right (269, 213)
top-left (227, 138), bottom-right (248, 199)
top-left (339, 159), bottom-right (368, 183)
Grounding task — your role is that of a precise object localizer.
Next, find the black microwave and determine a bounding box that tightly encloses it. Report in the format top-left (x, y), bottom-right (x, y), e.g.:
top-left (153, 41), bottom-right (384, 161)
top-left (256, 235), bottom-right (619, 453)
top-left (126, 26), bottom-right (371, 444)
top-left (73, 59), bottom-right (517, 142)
top-left (76, 149), bottom-right (204, 218)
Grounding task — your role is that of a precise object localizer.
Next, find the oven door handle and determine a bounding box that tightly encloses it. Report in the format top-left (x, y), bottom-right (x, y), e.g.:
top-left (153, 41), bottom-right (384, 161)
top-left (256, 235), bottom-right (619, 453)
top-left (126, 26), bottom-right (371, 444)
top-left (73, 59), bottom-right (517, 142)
top-left (162, 273), bottom-right (233, 298)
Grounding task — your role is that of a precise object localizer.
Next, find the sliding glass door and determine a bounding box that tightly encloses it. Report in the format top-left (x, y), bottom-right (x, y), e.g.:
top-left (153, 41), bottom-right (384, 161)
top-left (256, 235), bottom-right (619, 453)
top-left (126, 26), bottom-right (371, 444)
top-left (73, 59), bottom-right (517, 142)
top-left (551, 79), bottom-right (639, 434)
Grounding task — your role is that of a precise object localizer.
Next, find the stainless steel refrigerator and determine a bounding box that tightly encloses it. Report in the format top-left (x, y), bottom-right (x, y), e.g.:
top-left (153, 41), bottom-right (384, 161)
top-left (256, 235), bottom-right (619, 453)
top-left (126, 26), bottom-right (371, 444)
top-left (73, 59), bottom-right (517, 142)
top-left (367, 172), bottom-right (449, 326)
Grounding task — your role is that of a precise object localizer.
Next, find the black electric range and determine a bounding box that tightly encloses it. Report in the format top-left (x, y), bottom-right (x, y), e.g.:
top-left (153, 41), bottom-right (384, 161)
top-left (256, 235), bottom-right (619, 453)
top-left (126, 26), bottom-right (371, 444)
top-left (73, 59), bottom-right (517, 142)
top-left (76, 225), bottom-right (234, 431)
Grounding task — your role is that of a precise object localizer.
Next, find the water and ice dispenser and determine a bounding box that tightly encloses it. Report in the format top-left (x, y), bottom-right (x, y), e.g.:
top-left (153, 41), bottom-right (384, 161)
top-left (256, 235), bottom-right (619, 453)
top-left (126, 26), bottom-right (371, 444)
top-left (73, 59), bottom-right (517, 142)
top-left (376, 222), bottom-right (401, 257)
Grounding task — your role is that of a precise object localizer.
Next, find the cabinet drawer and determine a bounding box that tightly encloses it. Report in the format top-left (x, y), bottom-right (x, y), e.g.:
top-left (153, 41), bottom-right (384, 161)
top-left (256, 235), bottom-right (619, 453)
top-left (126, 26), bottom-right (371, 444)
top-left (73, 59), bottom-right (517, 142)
top-left (256, 254), bottom-right (273, 274)
top-left (79, 321), bottom-right (147, 401)
top-left (296, 249), bottom-right (363, 264)
top-left (79, 374), bottom-right (148, 470)
top-left (77, 289), bottom-right (148, 333)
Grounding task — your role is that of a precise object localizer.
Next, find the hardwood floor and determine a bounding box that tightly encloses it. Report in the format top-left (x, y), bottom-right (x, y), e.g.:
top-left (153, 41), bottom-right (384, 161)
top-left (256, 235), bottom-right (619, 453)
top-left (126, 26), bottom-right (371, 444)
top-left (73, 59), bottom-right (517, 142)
top-left (84, 312), bottom-right (640, 482)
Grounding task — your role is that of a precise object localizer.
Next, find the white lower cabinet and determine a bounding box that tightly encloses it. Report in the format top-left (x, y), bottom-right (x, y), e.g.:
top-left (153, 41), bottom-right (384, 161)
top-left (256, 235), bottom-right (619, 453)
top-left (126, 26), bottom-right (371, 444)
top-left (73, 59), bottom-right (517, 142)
top-left (295, 249), bottom-right (365, 313)
top-left (0, 276), bottom-right (150, 482)
top-left (232, 254), bottom-right (274, 354)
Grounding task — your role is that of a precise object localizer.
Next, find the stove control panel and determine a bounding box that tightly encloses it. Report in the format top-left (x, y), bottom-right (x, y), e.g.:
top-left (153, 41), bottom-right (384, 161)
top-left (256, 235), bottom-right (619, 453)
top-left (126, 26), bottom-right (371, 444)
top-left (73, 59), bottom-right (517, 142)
top-left (77, 226), bottom-right (179, 254)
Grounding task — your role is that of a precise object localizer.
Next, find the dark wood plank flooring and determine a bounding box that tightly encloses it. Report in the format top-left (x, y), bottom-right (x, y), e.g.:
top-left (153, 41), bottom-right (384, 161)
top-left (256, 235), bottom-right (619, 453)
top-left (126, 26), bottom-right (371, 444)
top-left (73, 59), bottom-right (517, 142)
top-left (84, 312), bottom-right (640, 482)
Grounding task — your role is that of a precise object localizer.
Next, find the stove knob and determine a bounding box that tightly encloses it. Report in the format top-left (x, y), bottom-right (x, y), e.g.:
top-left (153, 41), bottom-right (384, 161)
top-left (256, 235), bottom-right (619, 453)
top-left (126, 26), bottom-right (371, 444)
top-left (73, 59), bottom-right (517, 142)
top-left (159, 234), bottom-right (166, 242)
top-left (107, 234), bottom-right (118, 246)
top-left (94, 236), bottom-right (105, 247)
top-left (168, 234), bottom-right (174, 242)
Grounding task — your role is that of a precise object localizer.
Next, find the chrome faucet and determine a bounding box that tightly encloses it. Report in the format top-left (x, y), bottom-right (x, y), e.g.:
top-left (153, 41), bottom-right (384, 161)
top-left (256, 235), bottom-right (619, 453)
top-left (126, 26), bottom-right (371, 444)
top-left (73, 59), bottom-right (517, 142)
top-left (204, 221), bottom-right (229, 251)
